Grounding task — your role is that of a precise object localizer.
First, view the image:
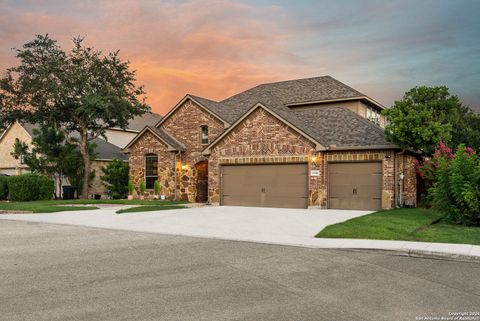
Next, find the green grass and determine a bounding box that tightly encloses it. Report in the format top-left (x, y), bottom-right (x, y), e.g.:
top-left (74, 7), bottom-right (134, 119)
top-left (116, 205), bottom-right (186, 214)
top-left (316, 208), bottom-right (480, 245)
top-left (0, 201), bottom-right (98, 213)
top-left (0, 199), bottom-right (188, 213)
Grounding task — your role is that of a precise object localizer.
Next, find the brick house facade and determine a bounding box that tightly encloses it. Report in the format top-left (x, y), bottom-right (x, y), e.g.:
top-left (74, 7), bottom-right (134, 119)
top-left (124, 76), bottom-right (418, 210)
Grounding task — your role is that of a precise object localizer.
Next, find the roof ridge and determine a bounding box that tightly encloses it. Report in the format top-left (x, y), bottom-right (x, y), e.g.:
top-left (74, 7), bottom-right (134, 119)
top-left (256, 75), bottom-right (333, 87)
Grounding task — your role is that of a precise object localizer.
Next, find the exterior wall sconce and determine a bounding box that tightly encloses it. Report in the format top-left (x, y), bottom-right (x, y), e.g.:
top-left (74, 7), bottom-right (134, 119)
top-left (310, 155), bottom-right (318, 164)
top-left (181, 165), bottom-right (188, 170)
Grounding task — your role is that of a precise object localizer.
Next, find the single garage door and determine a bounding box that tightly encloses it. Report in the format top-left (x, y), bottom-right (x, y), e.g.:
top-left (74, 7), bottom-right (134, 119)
top-left (221, 164), bottom-right (308, 209)
top-left (328, 162), bottom-right (382, 210)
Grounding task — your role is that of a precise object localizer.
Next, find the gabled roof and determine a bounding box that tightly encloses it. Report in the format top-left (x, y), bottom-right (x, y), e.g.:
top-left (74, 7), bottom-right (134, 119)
top-left (155, 95), bottom-right (229, 128)
top-left (203, 103), bottom-right (327, 154)
top-left (183, 76), bottom-right (382, 124)
top-left (123, 126), bottom-right (185, 152)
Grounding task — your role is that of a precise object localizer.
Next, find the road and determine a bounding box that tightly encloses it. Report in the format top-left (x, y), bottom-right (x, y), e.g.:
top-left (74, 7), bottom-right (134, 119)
top-left (1, 220), bottom-right (479, 321)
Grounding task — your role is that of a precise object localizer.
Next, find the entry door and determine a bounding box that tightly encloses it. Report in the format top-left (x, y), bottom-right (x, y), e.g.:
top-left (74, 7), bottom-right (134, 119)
top-left (328, 162), bottom-right (382, 210)
top-left (221, 164), bottom-right (308, 209)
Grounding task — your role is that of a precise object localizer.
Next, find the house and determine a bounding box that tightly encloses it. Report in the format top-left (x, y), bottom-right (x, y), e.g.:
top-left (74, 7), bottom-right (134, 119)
top-left (103, 112), bottom-right (163, 148)
top-left (0, 112), bottom-right (162, 198)
top-left (124, 76), bottom-right (417, 210)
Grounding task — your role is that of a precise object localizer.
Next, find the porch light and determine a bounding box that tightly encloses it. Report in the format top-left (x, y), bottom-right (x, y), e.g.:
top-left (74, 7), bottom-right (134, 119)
top-left (181, 165), bottom-right (188, 170)
top-left (310, 156), bottom-right (318, 163)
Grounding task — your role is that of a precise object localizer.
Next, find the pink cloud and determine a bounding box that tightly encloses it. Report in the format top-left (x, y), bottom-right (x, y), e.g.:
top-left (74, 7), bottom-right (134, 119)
top-left (0, 0), bottom-right (310, 114)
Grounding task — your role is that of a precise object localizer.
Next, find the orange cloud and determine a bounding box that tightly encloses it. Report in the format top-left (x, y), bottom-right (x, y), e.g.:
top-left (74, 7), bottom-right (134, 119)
top-left (0, 0), bottom-right (310, 114)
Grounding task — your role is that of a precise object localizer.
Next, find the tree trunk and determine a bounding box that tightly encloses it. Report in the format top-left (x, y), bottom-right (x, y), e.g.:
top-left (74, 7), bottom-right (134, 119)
top-left (79, 129), bottom-right (91, 199)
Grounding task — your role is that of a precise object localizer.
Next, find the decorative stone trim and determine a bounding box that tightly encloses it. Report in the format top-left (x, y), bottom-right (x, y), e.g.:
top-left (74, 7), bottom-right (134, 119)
top-left (219, 155), bottom-right (309, 165)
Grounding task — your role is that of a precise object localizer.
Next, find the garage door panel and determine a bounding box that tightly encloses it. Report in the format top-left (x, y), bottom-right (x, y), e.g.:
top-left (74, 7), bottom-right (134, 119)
top-left (221, 164), bottom-right (308, 209)
top-left (328, 162), bottom-right (382, 211)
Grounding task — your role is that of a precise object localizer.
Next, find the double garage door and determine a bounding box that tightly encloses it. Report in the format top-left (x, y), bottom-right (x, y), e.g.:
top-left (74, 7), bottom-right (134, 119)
top-left (220, 162), bottom-right (382, 210)
top-left (221, 164), bottom-right (308, 209)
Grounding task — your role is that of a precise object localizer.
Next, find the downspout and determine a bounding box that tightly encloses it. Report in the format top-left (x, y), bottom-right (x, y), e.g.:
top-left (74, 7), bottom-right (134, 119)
top-left (395, 149), bottom-right (406, 208)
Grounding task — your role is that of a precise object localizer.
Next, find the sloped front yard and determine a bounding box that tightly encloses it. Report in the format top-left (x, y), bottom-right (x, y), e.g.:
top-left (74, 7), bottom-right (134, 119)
top-left (316, 208), bottom-right (480, 245)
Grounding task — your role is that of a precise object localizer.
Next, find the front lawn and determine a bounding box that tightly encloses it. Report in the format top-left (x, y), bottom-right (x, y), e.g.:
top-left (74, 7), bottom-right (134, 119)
top-left (316, 208), bottom-right (480, 245)
top-left (116, 205), bottom-right (186, 214)
top-left (0, 199), bottom-right (188, 213)
top-left (0, 201), bottom-right (98, 213)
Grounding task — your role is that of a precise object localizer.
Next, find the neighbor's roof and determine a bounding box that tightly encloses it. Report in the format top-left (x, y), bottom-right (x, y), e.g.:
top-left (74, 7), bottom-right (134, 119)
top-left (92, 137), bottom-right (128, 160)
top-left (124, 112), bottom-right (163, 131)
top-left (17, 122), bottom-right (127, 161)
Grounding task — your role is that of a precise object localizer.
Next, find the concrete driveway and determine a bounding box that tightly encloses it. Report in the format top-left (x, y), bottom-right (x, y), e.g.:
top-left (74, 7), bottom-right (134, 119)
top-left (0, 205), bottom-right (371, 246)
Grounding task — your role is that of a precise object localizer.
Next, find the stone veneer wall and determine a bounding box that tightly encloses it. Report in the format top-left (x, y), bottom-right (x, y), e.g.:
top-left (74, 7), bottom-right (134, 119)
top-left (128, 131), bottom-right (176, 199)
top-left (160, 99), bottom-right (226, 202)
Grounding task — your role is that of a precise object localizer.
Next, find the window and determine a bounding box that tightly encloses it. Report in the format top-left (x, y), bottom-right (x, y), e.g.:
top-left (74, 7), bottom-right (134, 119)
top-left (200, 125), bottom-right (209, 145)
top-left (145, 154), bottom-right (158, 189)
top-left (367, 107), bottom-right (380, 125)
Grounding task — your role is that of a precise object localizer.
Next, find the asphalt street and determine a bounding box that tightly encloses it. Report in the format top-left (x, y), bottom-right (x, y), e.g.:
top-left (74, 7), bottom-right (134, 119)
top-left (1, 220), bottom-right (479, 321)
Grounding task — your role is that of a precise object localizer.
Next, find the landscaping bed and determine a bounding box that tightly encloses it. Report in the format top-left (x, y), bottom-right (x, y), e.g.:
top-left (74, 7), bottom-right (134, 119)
top-left (316, 208), bottom-right (480, 245)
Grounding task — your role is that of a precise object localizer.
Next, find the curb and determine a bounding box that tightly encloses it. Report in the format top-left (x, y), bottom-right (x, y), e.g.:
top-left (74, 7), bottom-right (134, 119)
top-left (343, 247), bottom-right (480, 263)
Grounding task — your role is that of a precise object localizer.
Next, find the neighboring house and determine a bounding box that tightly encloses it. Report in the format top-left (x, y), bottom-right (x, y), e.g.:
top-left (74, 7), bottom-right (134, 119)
top-left (0, 121), bottom-right (127, 198)
top-left (0, 112), bottom-right (162, 198)
top-left (124, 76), bottom-right (418, 210)
top-left (103, 112), bottom-right (163, 148)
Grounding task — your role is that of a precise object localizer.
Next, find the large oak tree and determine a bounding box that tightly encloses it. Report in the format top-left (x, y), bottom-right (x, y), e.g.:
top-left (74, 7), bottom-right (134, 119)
top-left (0, 35), bottom-right (149, 198)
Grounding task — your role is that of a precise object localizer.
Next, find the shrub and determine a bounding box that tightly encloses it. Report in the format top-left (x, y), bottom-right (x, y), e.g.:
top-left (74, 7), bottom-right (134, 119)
top-left (139, 181), bottom-right (146, 196)
top-left (8, 173), bottom-right (54, 201)
top-left (154, 180), bottom-right (160, 195)
top-left (440, 146), bottom-right (480, 225)
top-left (418, 143), bottom-right (480, 225)
top-left (128, 180), bottom-right (134, 195)
top-left (100, 159), bottom-right (129, 199)
top-left (0, 176), bottom-right (8, 200)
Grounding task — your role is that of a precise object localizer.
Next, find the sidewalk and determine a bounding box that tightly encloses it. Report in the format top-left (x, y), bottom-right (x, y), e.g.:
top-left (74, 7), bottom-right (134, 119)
top-left (0, 206), bottom-right (479, 262)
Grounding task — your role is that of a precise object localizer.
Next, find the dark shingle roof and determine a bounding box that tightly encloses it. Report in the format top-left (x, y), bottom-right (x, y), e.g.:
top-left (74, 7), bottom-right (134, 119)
top-left (189, 76), bottom-right (394, 149)
top-left (191, 76), bottom-right (365, 124)
top-left (19, 123), bottom-right (127, 161)
top-left (291, 106), bottom-right (394, 147)
top-left (147, 126), bottom-right (186, 151)
top-left (92, 138), bottom-right (128, 160)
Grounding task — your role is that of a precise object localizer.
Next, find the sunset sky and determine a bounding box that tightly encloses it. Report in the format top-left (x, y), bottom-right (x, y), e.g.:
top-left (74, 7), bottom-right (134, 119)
top-left (1, 0), bottom-right (479, 114)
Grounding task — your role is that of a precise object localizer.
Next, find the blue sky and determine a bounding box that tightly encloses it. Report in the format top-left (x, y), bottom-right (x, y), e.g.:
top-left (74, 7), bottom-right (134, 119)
top-left (1, 0), bottom-right (479, 113)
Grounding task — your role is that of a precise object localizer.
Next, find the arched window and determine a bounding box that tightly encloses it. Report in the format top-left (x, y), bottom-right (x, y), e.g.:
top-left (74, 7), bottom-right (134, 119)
top-left (200, 125), bottom-right (209, 145)
top-left (145, 153), bottom-right (158, 189)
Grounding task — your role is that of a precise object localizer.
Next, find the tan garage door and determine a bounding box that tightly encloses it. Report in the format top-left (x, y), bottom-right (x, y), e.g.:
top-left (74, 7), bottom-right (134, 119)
top-left (328, 162), bottom-right (382, 210)
top-left (221, 164), bottom-right (308, 209)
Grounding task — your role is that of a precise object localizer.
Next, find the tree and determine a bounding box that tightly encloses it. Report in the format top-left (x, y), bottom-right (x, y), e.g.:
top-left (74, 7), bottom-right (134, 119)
top-left (100, 159), bottom-right (129, 199)
top-left (11, 125), bottom-right (96, 197)
top-left (382, 86), bottom-right (460, 155)
top-left (451, 105), bottom-right (480, 152)
top-left (0, 35), bottom-right (149, 198)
